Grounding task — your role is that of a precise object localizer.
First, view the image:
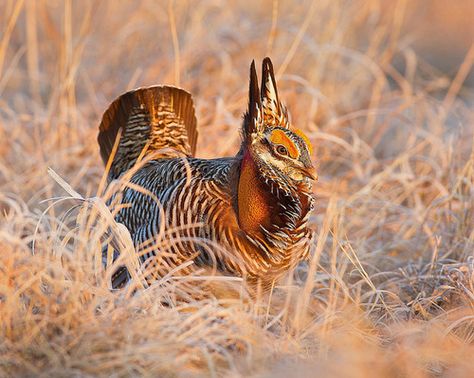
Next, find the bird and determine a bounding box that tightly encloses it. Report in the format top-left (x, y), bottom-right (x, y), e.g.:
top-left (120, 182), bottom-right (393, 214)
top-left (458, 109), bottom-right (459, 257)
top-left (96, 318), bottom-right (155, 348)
top-left (98, 57), bottom-right (316, 291)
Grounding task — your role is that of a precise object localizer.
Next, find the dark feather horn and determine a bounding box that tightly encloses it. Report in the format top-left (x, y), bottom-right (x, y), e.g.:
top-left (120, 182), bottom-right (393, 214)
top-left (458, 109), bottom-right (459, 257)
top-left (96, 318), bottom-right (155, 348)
top-left (261, 57), bottom-right (279, 104)
top-left (243, 60), bottom-right (262, 137)
top-left (249, 60), bottom-right (261, 121)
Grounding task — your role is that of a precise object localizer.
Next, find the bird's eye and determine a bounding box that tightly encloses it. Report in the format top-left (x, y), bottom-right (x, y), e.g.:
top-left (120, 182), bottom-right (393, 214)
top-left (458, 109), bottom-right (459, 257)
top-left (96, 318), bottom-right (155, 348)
top-left (275, 145), bottom-right (289, 156)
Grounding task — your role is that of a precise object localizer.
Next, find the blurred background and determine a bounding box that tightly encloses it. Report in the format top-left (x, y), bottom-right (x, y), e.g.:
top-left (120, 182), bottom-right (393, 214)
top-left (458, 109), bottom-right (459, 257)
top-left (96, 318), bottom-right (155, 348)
top-left (0, 0), bottom-right (472, 195)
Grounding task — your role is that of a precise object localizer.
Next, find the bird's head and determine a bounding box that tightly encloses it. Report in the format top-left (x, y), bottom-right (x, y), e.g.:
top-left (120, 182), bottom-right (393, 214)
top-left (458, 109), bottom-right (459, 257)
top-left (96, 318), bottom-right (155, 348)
top-left (242, 58), bottom-right (316, 185)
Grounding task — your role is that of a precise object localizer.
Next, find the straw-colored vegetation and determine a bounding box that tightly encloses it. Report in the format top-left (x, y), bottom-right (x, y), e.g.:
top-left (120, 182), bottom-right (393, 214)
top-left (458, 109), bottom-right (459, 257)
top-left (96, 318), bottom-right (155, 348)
top-left (1, 1), bottom-right (473, 376)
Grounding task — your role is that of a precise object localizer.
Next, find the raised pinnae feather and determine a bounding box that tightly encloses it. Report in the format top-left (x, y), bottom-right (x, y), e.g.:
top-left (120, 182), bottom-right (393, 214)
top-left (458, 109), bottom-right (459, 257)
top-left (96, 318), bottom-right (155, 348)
top-left (243, 60), bottom-right (262, 138)
top-left (243, 58), bottom-right (290, 140)
top-left (260, 57), bottom-right (289, 129)
top-left (98, 85), bottom-right (198, 179)
top-left (261, 57), bottom-right (279, 111)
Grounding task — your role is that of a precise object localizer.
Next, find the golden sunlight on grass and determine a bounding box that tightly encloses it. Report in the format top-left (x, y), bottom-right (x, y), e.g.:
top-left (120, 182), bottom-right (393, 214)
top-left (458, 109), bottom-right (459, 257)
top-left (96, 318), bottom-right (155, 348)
top-left (0, 0), bottom-right (473, 376)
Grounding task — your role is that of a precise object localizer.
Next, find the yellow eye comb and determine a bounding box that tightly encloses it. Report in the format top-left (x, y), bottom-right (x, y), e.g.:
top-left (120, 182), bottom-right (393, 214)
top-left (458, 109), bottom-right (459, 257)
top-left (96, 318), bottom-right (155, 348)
top-left (292, 128), bottom-right (313, 155)
top-left (269, 129), bottom-right (300, 158)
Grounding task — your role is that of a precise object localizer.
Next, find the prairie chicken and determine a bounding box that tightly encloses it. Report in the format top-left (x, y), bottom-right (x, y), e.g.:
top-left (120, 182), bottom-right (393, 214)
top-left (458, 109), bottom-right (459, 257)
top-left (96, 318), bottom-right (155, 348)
top-left (98, 58), bottom-right (316, 290)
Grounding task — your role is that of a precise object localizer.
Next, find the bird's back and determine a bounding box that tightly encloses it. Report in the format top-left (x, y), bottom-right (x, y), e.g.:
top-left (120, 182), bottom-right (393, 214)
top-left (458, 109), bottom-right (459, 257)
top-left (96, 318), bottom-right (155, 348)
top-left (114, 156), bottom-right (239, 236)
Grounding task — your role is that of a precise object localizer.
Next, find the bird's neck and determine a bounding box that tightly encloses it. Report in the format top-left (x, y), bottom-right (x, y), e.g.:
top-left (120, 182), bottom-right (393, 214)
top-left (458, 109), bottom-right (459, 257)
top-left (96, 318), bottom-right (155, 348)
top-left (237, 150), bottom-right (273, 235)
top-left (237, 149), bottom-right (309, 235)
top-left (234, 149), bottom-right (314, 281)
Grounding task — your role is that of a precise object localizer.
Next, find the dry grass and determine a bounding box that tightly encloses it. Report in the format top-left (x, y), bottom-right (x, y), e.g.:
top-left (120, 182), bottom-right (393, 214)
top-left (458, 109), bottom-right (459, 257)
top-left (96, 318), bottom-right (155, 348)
top-left (1, 0), bottom-right (474, 377)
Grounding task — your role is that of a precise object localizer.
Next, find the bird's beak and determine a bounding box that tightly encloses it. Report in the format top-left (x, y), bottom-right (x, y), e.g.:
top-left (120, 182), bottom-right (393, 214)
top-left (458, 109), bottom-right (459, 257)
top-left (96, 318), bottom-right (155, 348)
top-left (300, 166), bottom-right (318, 181)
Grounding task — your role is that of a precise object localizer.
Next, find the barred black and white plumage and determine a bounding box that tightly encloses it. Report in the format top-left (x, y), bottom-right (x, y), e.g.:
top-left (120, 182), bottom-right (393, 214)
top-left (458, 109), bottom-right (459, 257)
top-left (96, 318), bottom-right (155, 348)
top-left (99, 58), bottom-right (317, 290)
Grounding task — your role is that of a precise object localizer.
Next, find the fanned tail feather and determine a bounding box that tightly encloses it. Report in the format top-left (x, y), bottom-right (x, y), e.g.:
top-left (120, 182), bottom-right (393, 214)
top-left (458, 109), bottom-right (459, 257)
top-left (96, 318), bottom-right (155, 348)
top-left (98, 85), bottom-right (198, 179)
